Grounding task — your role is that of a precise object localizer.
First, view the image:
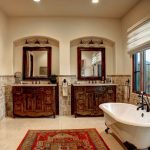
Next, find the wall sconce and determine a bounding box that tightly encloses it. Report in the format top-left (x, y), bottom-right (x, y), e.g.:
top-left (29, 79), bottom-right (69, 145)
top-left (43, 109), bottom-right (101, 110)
top-left (25, 40), bottom-right (29, 44)
top-left (79, 39), bottom-right (104, 47)
top-left (35, 40), bottom-right (40, 44)
top-left (80, 40), bottom-right (84, 44)
top-left (45, 39), bottom-right (50, 44)
top-left (99, 40), bottom-right (103, 44)
top-left (89, 40), bottom-right (94, 44)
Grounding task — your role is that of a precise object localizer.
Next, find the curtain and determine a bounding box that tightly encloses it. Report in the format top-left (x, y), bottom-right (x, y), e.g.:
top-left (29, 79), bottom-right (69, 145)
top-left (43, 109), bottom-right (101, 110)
top-left (127, 18), bottom-right (150, 54)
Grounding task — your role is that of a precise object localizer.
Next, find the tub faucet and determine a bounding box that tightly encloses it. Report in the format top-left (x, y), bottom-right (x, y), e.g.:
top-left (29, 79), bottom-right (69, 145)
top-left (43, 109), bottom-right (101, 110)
top-left (137, 91), bottom-right (150, 112)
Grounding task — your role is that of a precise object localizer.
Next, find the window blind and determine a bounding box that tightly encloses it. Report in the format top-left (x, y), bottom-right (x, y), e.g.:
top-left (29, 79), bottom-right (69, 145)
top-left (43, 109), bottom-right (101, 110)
top-left (127, 19), bottom-right (150, 53)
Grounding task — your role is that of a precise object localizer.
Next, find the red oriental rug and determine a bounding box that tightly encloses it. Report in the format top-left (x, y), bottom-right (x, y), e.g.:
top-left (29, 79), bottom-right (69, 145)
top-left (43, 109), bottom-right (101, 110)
top-left (17, 128), bottom-right (109, 150)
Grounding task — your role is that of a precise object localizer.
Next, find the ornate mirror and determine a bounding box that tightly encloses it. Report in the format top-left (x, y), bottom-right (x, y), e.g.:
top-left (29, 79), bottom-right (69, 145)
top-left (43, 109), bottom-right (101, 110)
top-left (23, 46), bottom-right (51, 80)
top-left (77, 47), bottom-right (105, 80)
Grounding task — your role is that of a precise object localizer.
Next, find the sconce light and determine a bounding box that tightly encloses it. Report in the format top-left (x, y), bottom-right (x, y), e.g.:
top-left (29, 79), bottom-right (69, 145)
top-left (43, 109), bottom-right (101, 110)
top-left (45, 39), bottom-right (49, 44)
top-left (80, 40), bottom-right (84, 44)
top-left (35, 40), bottom-right (40, 44)
top-left (25, 40), bottom-right (29, 44)
top-left (89, 40), bottom-right (94, 44)
top-left (100, 40), bottom-right (103, 44)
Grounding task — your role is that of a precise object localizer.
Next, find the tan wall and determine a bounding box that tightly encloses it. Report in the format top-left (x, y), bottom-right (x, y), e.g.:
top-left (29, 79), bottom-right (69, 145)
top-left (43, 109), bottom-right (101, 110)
top-left (5, 17), bottom-right (123, 75)
top-left (70, 44), bottom-right (115, 76)
top-left (13, 45), bottom-right (59, 75)
top-left (0, 10), bottom-right (8, 75)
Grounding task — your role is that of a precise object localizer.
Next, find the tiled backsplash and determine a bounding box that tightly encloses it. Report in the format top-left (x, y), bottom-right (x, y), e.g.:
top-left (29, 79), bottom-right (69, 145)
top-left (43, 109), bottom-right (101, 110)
top-left (107, 75), bottom-right (132, 103)
top-left (0, 75), bottom-right (14, 120)
top-left (58, 75), bottom-right (76, 115)
top-left (0, 86), bottom-right (5, 120)
top-left (0, 74), bottom-right (140, 118)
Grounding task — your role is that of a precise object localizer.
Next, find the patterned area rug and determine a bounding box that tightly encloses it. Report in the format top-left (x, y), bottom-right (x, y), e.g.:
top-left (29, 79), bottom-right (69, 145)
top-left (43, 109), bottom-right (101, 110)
top-left (17, 128), bottom-right (109, 150)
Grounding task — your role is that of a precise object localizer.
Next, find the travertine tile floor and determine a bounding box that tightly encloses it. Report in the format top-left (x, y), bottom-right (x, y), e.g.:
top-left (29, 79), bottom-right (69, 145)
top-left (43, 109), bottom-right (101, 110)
top-left (0, 116), bottom-right (125, 150)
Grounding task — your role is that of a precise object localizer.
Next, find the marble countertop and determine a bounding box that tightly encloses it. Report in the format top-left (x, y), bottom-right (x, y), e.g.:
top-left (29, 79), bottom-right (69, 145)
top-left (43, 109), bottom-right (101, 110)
top-left (12, 84), bottom-right (57, 86)
top-left (72, 83), bottom-right (117, 86)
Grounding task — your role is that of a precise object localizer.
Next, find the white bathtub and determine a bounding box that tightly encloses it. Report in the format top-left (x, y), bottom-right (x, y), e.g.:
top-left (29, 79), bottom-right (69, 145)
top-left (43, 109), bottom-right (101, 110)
top-left (99, 103), bottom-right (150, 149)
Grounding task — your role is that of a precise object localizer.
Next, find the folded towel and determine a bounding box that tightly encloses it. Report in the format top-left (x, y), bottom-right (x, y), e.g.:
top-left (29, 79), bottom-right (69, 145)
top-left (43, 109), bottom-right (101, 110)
top-left (62, 81), bottom-right (68, 96)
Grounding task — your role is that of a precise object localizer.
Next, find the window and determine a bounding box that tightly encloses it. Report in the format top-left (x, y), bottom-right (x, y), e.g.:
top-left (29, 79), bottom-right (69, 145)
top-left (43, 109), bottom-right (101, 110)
top-left (133, 52), bottom-right (140, 92)
top-left (144, 49), bottom-right (150, 93)
top-left (133, 48), bottom-right (150, 94)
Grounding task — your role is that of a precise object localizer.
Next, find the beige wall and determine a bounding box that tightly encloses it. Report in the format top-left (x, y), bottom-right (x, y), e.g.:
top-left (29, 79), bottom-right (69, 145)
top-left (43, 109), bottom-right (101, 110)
top-left (5, 17), bottom-right (123, 75)
top-left (70, 45), bottom-right (115, 76)
top-left (13, 45), bottom-right (59, 75)
top-left (122, 0), bottom-right (150, 74)
top-left (0, 10), bottom-right (8, 75)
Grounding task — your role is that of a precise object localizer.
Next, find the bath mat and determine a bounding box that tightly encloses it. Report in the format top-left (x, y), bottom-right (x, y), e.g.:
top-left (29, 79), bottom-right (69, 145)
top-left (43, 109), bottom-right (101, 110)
top-left (17, 128), bottom-right (109, 150)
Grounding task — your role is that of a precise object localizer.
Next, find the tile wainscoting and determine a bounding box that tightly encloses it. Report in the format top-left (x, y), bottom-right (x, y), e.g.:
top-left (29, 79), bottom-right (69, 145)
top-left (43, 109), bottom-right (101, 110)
top-left (58, 75), bottom-right (77, 115)
top-left (1, 74), bottom-right (139, 118)
top-left (0, 86), bottom-right (5, 120)
top-left (0, 75), bottom-right (14, 119)
top-left (108, 75), bottom-right (139, 105)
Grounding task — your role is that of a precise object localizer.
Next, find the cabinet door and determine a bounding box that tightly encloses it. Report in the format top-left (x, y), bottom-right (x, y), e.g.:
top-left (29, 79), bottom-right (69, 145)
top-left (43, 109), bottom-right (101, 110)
top-left (84, 93), bottom-right (94, 114)
top-left (44, 94), bottom-right (53, 104)
top-left (13, 94), bottom-right (24, 115)
top-left (75, 92), bottom-right (85, 114)
top-left (43, 94), bottom-right (54, 114)
top-left (23, 94), bottom-right (35, 112)
top-left (93, 93), bottom-right (105, 115)
top-left (35, 94), bottom-right (44, 112)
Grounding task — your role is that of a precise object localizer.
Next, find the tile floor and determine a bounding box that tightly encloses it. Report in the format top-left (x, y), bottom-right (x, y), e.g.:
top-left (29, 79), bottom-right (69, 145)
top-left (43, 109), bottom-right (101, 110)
top-left (0, 116), bottom-right (125, 150)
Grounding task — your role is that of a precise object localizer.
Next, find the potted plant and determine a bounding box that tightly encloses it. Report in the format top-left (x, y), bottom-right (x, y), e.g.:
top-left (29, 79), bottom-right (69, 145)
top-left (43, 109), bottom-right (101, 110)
top-left (49, 74), bottom-right (57, 84)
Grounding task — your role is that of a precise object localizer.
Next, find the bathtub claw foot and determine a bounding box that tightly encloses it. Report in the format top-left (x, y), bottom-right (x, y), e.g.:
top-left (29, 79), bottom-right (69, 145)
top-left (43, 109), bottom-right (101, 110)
top-left (123, 142), bottom-right (137, 150)
top-left (105, 122), bottom-right (110, 134)
top-left (105, 127), bottom-right (110, 134)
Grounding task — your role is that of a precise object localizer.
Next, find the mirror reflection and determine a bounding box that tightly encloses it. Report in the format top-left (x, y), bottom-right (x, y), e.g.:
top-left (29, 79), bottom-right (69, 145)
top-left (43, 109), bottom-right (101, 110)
top-left (26, 51), bottom-right (48, 77)
top-left (81, 51), bottom-right (102, 77)
top-left (23, 47), bottom-right (51, 80)
top-left (77, 47), bottom-right (105, 80)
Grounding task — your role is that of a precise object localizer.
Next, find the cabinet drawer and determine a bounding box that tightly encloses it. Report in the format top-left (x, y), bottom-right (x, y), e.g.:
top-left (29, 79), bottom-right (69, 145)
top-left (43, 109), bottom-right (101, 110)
top-left (13, 87), bottom-right (22, 94)
top-left (76, 93), bottom-right (85, 100)
top-left (74, 87), bottom-right (85, 92)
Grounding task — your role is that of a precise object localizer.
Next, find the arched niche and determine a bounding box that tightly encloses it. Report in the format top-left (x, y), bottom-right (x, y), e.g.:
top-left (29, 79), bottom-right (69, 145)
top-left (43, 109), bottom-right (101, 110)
top-left (70, 36), bottom-right (116, 77)
top-left (13, 36), bottom-right (59, 77)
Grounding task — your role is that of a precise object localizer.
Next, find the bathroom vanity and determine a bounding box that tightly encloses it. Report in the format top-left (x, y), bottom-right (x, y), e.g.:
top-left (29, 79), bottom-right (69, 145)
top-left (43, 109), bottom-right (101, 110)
top-left (12, 84), bottom-right (58, 118)
top-left (71, 84), bottom-right (116, 117)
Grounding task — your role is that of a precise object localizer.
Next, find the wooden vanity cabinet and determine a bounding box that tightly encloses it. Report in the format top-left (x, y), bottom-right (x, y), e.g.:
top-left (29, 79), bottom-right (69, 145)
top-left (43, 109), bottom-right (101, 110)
top-left (13, 86), bottom-right (58, 117)
top-left (71, 85), bottom-right (116, 117)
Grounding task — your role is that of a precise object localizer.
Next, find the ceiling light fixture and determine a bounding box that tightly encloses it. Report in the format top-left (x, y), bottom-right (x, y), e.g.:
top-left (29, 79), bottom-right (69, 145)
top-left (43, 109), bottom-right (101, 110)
top-left (33, 0), bottom-right (41, 3)
top-left (92, 0), bottom-right (99, 4)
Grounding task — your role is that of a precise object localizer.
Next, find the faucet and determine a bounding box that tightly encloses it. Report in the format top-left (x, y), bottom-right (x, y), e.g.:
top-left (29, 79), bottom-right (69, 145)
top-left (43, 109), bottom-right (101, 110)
top-left (137, 91), bottom-right (150, 112)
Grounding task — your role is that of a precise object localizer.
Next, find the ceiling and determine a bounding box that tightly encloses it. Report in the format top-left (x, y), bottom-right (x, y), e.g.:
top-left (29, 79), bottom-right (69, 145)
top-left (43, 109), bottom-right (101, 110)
top-left (0, 0), bottom-right (140, 18)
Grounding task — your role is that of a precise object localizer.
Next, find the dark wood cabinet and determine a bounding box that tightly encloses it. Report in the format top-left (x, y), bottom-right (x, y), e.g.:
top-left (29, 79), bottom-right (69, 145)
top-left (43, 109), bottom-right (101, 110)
top-left (13, 85), bottom-right (58, 117)
top-left (71, 85), bottom-right (116, 117)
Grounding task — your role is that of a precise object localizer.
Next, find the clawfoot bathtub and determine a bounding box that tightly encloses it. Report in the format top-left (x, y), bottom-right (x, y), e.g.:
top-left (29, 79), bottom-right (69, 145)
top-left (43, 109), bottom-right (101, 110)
top-left (99, 103), bottom-right (150, 149)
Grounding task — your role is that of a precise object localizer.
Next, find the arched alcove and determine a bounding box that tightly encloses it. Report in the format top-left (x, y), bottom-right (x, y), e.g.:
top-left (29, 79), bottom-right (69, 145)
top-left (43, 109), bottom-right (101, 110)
top-left (13, 35), bottom-right (59, 76)
top-left (70, 36), bottom-right (116, 77)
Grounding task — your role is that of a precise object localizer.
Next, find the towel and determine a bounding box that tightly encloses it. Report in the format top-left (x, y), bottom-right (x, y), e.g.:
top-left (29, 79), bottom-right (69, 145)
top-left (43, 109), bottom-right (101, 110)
top-left (124, 85), bottom-right (130, 102)
top-left (62, 82), bottom-right (68, 96)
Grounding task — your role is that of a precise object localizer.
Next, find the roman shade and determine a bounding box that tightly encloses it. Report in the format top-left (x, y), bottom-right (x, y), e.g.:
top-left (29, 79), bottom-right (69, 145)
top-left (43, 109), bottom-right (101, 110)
top-left (127, 17), bottom-right (150, 54)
